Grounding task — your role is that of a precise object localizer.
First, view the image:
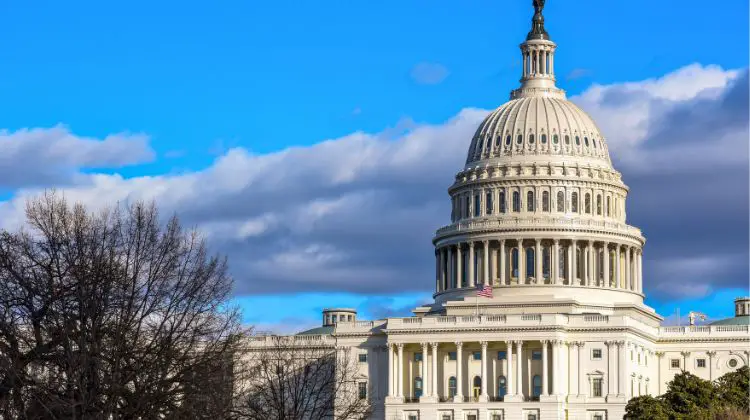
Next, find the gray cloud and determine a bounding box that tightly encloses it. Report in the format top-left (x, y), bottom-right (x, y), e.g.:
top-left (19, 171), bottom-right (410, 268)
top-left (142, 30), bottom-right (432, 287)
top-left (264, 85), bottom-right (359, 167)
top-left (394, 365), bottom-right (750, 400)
top-left (0, 125), bottom-right (153, 189)
top-left (410, 62), bottom-right (449, 85)
top-left (0, 64), bottom-right (746, 302)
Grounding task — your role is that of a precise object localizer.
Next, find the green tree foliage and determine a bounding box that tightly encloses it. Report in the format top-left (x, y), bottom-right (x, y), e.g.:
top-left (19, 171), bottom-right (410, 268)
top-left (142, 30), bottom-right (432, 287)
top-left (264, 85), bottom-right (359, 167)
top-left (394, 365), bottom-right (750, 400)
top-left (625, 366), bottom-right (749, 420)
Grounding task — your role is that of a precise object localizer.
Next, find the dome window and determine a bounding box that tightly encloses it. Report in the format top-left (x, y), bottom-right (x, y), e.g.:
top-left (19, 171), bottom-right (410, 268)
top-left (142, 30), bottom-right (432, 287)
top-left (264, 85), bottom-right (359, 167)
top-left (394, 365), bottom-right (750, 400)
top-left (529, 134), bottom-right (535, 144)
top-left (571, 192), bottom-right (579, 213)
top-left (542, 191), bottom-right (550, 212)
top-left (474, 194), bottom-right (481, 217)
top-left (584, 193), bottom-right (591, 214)
top-left (584, 137), bottom-right (589, 146)
top-left (516, 134), bottom-right (523, 145)
top-left (527, 191), bottom-right (535, 212)
top-left (575, 136), bottom-right (581, 146)
top-left (553, 134), bottom-right (559, 144)
top-left (512, 191), bottom-right (520, 212)
top-left (606, 196), bottom-right (611, 217)
top-left (556, 191), bottom-right (565, 212)
top-left (541, 134), bottom-right (547, 144)
top-left (564, 135), bottom-right (570, 145)
top-left (485, 191), bottom-right (493, 215)
top-left (592, 138), bottom-right (598, 149)
top-left (505, 135), bottom-right (511, 146)
top-left (597, 195), bottom-right (602, 215)
top-left (499, 190), bottom-right (506, 213)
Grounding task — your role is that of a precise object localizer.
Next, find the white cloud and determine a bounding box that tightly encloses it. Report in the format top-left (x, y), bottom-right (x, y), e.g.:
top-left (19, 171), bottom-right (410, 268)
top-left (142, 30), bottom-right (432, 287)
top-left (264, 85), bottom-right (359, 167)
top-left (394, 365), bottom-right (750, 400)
top-left (0, 65), bottom-right (746, 301)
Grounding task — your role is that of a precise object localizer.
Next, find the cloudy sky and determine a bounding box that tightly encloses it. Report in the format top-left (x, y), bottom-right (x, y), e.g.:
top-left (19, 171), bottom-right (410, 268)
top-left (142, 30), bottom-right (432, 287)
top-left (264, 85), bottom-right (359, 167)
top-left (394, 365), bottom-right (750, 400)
top-left (1, 0), bottom-right (747, 333)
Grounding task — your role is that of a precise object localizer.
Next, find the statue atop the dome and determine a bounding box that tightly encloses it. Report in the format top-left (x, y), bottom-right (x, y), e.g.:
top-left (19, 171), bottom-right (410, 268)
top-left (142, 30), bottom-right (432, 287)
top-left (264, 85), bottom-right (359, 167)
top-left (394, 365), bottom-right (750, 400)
top-left (527, 0), bottom-right (550, 40)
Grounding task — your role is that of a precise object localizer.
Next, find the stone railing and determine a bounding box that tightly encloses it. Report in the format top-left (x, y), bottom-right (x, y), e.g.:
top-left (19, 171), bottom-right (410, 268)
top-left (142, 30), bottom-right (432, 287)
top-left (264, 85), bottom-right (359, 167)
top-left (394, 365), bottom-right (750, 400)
top-left (658, 325), bottom-right (750, 337)
top-left (384, 313), bottom-right (632, 331)
top-left (334, 319), bottom-right (387, 334)
top-left (245, 334), bottom-right (335, 347)
top-left (435, 216), bottom-right (642, 238)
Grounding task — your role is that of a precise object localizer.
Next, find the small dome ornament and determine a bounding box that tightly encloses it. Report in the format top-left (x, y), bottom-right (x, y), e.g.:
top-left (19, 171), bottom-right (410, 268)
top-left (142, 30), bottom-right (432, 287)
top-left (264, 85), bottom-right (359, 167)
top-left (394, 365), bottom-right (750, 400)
top-left (527, 0), bottom-right (550, 40)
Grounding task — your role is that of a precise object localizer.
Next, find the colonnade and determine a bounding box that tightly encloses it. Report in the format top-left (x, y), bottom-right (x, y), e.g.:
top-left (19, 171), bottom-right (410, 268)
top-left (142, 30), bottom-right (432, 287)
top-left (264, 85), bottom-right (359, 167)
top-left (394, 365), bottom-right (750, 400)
top-left (522, 46), bottom-right (554, 78)
top-left (386, 340), bottom-right (633, 403)
top-left (435, 239), bottom-right (642, 293)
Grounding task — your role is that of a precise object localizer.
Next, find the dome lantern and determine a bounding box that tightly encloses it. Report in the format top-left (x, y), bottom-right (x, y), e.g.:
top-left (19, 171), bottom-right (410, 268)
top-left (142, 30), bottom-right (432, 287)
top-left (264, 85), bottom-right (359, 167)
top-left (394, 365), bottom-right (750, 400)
top-left (513, 0), bottom-right (561, 99)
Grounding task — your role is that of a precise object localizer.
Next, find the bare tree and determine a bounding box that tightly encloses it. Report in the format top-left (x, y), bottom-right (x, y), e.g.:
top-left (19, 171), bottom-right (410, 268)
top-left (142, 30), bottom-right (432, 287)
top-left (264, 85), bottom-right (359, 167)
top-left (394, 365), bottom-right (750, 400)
top-left (232, 335), bottom-right (373, 420)
top-left (0, 192), bottom-right (244, 419)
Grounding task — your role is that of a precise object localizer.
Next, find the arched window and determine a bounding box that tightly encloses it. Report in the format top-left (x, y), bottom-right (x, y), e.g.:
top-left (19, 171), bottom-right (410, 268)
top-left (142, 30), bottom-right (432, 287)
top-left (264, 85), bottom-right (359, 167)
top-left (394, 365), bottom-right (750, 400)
top-left (498, 376), bottom-right (507, 399)
top-left (529, 134), bottom-right (535, 144)
top-left (541, 134), bottom-right (547, 144)
top-left (464, 196), bottom-right (470, 218)
top-left (511, 248), bottom-right (519, 278)
top-left (448, 377), bottom-right (457, 397)
top-left (532, 375), bottom-right (542, 398)
top-left (505, 135), bottom-right (511, 146)
top-left (596, 195), bottom-right (602, 215)
top-left (556, 191), bottom-right (564, 212)
top-left (486, 191), bottom-right (493, 215)
top-left (499, 190), bottom-right (506, 213)
top-left (606, 196), bottom-right (611, 217)
top-left (512, 191), bottom-right (520, 212)
top-left (542, 191), bottom-right (550, 212)
top-left (575, 136), bottom-right (581, 146)
top-left (516, 134), bottom-right (523, 144)
top-left (542, 247), bottom-right (550, 279)
top-left (585, 193), bottom-right (591, 214)
top-left (474, 195), bottom-right (481, 217)
top-left (564, 135), bottom-right (570, 145)
top-left (571, 192), bottom-right (579, 213)
top-left (592, 138), bottom-right (598, 148)
top-left (414, 377), bottom-right (423, 398)
top-left (526, 247), bottom-right (535, 278)
top-left (584, 136), bottom-right (589, 146)
top-left (527, 191), bottom-right (535, 212)
top-left (558, 247), bottom-right (566, 278)
top-left (553, 134), bottom-right (559, 144)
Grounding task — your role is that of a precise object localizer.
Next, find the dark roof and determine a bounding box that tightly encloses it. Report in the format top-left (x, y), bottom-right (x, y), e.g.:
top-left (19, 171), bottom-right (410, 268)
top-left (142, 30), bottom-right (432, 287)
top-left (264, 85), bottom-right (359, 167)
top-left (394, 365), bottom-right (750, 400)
top-left (296, 325), bottom-right (334, 335)
top-left (709, 315), bottom-right (750, 326)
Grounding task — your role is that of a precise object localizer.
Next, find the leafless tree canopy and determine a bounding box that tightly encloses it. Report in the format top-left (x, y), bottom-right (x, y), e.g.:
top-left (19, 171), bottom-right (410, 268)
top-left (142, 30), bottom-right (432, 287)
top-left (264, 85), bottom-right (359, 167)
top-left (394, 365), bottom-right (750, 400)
top-left (0, 192), bottom-right (242, 419)
top-left (232, 336), bottom-right (372, 420)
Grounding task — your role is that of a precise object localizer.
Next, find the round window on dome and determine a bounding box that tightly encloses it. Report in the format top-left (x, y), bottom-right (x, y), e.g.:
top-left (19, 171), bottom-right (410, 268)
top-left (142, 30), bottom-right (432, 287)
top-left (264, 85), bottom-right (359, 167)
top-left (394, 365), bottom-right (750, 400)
top-left (575, 136), bottom-right (581, 145)
top-left (529, 134), bottom-right (535, 144)
top-left (516, 135), bottom-right (523, 144)
top-left (505, 135), bottom-right (511, 146)
top-left (553, 134), bottom-right (559, 144)
top-left (729, 359), bottom-right (738, 368)
top-left (564, 135), bottom-right (570, 145)
top-left (584, 137), bottom-right (589, 146)
top-left (541, 134), bottom-right (547, 144)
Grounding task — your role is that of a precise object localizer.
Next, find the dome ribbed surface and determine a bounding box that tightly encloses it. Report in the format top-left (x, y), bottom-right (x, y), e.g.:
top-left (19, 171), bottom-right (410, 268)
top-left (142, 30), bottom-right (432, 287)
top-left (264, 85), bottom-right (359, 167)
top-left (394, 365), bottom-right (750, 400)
top-left (465, 96), bottom-right (612, 167)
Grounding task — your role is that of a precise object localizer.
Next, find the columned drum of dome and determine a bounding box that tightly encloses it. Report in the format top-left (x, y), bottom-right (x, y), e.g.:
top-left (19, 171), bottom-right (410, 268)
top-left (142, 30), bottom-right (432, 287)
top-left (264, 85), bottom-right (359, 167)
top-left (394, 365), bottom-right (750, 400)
top-left (431, 0), bottom-right (644, 310)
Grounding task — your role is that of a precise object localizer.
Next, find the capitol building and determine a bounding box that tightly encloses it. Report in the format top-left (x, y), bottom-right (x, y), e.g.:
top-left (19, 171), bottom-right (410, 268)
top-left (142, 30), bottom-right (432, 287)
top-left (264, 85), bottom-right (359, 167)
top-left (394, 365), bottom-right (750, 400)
top-left (270, 2), bottom-right (750, 419)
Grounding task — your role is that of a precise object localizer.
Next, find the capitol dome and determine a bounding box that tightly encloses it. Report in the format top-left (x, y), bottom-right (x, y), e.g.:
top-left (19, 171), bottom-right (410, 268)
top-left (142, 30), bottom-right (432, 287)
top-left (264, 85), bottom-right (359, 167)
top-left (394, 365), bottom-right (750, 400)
top-left (430, 1), bottom-right (645, 311)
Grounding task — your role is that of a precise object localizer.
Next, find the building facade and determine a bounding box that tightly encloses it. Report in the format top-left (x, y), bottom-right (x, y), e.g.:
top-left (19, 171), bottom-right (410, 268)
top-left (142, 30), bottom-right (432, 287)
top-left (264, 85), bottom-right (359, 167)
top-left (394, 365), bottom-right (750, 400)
top-left (288, 2), bottom-right (750, 419)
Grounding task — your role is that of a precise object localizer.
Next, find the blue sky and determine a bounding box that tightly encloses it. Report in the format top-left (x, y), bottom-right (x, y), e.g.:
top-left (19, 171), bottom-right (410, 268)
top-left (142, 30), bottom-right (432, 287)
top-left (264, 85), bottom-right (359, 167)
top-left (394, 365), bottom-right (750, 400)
top-left (0, 0), bottom-right (747, 332)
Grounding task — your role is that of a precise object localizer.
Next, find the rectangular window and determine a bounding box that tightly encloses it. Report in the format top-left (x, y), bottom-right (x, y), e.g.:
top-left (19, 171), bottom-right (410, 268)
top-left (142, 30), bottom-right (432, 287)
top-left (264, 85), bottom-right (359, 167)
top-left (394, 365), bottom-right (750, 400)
top-left (497, 350), bottom-right (507, 360)
top-left (358, 353), bottom-right (367, 363)
top-left (499, 190), bottom-right (506, 213)
top-left (531, 350), bottom-right (542, 360)
top-left (467, 416), bottom-right (477, 420)
top-left (527, 414), bottom-right (538, 420)
top-left (593, 415), bottom-right (603, 420)
top-left (492, 415), bottom-right (502, 420)
top-left (358, 382), bottom-right (367, 400)
top-left (414, 353), bottom-right (423, 362)
top-left (448, 351), bottom-right (457, 361)
top-left (592, 378), bottom-right (603, 397)
top-left (592, 349), bottom-right (602, 359)
top-left (473, 351), bottom-right (481, 360)
top-left (442, 416), bottom-right (452, 420)
top-left (474, 195), bottom-right (481, 217)
top-left (408, 415), bottom-right (418, 420)
top-left (697, 358), bottom-right (706, 368)
top-left (671, 359), bottom-right (680, 369)
top-left (486, 191), bottom-right (493, 215)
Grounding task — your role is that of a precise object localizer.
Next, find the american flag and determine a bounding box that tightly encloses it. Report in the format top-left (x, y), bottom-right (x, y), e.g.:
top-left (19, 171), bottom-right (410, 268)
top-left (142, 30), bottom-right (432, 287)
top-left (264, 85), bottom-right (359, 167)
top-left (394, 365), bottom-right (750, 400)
top-left (476, 283), bottom-right (493, 298)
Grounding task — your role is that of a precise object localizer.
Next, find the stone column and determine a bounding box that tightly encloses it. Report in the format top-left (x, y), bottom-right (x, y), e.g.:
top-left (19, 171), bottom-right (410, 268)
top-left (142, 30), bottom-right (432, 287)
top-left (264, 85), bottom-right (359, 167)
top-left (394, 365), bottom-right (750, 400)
top-left (468, 243), bottom-right (475, 288)
top-left (606, 341), bottom-right (615, 397)
top-left (454, 342), bottom-right (464, 401)
top-left (447, 246), bottom-right (454, 289)
top-left (483, 240), bottom-right (490, 285)
top-left (522, 52), bottom-right (528, 78)
top-left (420, 343), bottom-right (428, 400)
top-left (500, 239), bottom-right (507, 285)
top-left (707, 351), bottom-right (716, 380)
top-left (618, 341), bottom-right (628, 398)
top-left (517, 239), bottom-right (525, 284)
top-left (625, 246), bottom-right (631, 290)
top-left (586, 241), bottom-right (596, 286)
top-left (516, 341), bottom-right (524, 398)
top-left (577, 342), bottom-right (585, 396)
top-left (553, 239), bottom-right (560, 284)
top-left (603, 242), bottom-right (610, 287)
top-left (431, 343), bottom-right (439, 397)
top-left (387, 344), bottom-right (394, 397)
top-left (506, 340), bottom-right (515, 397)
top-left (396, 343), bottom-right (404, 398)
top-left (568, 342), bottom-right (577, 397)
top-left (435, 250), bottom-right (440, 292)
top-left (491, 246), bottom-right (498, 285)
top-left (541, 340), bottom-right (549, 396)
top-left (438, 248), bottom-right (444, 292)
top-left (535, 239), bottom-right (543, 284)
top-left (566, 241), bottom-right (573, 285)
top-left (480, 341), bottom-right (489, 401)
top-left (456, 244), bottom-right (463, 288)
top-left (571, 240), bottom-right (578, 285)
top-left (551, 340), bottom-right (560, 395)
top-left (638, 251), bottom-right (643, 293)
top-left (615, 245), bottom-right (621, 289)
